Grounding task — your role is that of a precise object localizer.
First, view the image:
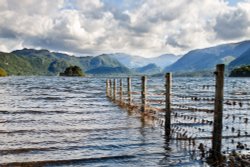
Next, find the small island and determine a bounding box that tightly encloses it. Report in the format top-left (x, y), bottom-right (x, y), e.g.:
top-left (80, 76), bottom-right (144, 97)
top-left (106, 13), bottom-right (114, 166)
top-left (60, 66), bottom-right (85, 77)
top-left (229, 65), bottom-right (250, 77)
top-left (0, 68), bottom-right (7, 77)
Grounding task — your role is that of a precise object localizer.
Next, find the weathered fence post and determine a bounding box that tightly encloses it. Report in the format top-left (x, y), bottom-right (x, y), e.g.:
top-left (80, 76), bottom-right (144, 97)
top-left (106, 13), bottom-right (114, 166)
top-left (106, 79), bottom-right (109, 97)
top-left (141, 76), bottom-right (147, 112)
top-left (120, 79), bottom-right (123, 103)
top-left (212, 64), bottom-right (225, 161)
top-left (127, 77), bottom-right (132, 106)
top-left (113, 79), bottom-right (116, 101)
top-left (109, 79), bottom-right (112, 99)
top-left (165, 73), bottom-right (172, 137)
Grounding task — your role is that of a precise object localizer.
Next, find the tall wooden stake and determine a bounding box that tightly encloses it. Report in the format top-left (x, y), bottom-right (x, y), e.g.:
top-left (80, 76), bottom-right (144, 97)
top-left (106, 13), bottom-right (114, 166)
top-left (141, 76), bottom-right (147, 112)
top-left (120, 79), bottom-right (123, 103)
top-left (212, 64), bottom-right (225, 161)
top-left (165, 73), bottom-right (172, 137)
top-left (106, 79), bottom-right (109, 97)
top-left (109, 79), bottom-right (112, 99)
top-left (127, 77), bottom-right (132, 106)
top-left (113, 79), bottom-right (116, 101)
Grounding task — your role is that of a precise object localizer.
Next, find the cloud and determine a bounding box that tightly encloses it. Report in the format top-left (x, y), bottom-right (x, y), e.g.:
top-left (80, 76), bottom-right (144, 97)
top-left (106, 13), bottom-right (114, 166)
top-left (214, 4), bottom-right (250, 40)
top-left (0, 0), bottom-right (250, 57)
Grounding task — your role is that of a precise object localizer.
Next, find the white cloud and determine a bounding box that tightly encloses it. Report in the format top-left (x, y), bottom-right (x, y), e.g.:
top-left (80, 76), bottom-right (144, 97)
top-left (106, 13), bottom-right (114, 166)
top-left (214, 1), bottom-right (250, 40)
top-left (0, 0), bottom-right (250, 57)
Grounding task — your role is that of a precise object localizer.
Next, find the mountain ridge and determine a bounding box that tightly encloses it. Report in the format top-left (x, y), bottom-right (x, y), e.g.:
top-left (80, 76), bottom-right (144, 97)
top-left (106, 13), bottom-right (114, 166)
top-left (2, 49), bottom-right (130, 75)
top-left (134, 63), bottom-right (162, 74)
top-left (111, 53), bottom-right (180, 68)
top-left (1, 40), bottom-right (250, 76)
top-left (228, 48), bottom-right (250, 69)
top-left (164, 40), bottom-right (250, 72)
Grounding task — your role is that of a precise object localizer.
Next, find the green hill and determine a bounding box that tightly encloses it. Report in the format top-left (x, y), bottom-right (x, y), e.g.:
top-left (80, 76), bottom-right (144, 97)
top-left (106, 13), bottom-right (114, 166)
top-left (0, 49), bottom-right (131, 76)
top-left (0, 52), bottom-right (34, 75)
top-left (10, 49), bottom-right (71, 75)
top-left (229, 65), bottom-right (250, 77)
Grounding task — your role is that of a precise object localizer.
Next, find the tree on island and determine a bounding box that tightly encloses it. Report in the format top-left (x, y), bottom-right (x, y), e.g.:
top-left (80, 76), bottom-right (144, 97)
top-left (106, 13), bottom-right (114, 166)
top-left (229, 65), bottom-right (250, 77)
top-left (0, 68), bottom-right (7, 77)
top-left (60, 66), bottom-right (85, 77)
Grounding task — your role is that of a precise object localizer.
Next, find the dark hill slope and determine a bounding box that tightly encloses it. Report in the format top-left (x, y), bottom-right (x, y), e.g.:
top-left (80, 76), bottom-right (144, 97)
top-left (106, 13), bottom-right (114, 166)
top-left (229, 48), bottom-right (250, 69)
top-left (165, 40), bottom-right (250, 72)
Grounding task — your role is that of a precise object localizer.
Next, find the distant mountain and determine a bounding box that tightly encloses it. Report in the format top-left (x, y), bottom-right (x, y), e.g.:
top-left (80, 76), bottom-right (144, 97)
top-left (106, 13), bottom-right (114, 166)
top-left (135, 63), bottom-right (161, 74)
top-left (111, 53), bottom-right (179, 68)
top-left (0, 52), bottom-right (38, 75)
top-left (228, 48), bottom-right (250, 69)
top-left (12, 49), bottom-right (124, 72)
top-left (89, 54), bottom-right (125, 70)
top-left (12, 48), bottom-right (51, 57)
top-left (164, 40), bottom-right (250, 72)
top-left (149, 54), bottom-right (180, 68)
top-left (12, 48), bottom-right (84, 73)
top-left (86, 54), bottom-right (131, 74)
top-left (0, 49), bottom-right (130, 75)
top-left (2, 40), bottom-right (250, 76)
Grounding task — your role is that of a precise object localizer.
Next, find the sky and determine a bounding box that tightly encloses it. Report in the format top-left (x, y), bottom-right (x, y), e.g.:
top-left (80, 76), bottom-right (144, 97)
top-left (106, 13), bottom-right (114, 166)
top-left (0, 0), bottom-right (250, 57)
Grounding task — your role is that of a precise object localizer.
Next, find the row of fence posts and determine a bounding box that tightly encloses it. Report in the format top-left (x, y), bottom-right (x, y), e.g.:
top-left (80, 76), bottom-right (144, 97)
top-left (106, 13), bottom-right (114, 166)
top-left (105, 64), bottom-right (225, 162)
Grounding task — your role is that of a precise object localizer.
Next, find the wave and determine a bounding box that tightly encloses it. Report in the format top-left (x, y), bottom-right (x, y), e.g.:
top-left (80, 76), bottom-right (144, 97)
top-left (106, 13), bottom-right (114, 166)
top-left (0, 126), bottom-right (140, 134)
top-left (1, 155), bottom-right (136, 166)
top-left (0, 110), bottom-right (69, 115)
top-left (0, 147), bottom-right (57, 155)
top-left (28, 97), bottom-right (65, 101)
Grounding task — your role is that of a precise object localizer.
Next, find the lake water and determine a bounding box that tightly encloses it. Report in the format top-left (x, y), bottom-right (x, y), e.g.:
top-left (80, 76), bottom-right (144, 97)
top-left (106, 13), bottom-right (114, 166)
top-left (0, 76), bottom-right (249, 166)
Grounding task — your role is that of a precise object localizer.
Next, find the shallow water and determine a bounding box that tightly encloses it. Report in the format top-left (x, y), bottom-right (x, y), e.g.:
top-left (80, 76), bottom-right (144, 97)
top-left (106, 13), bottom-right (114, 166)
top-left (0, 76), bottom-right (209, 166)
top-left (1, 76), bottom-right (249, 166)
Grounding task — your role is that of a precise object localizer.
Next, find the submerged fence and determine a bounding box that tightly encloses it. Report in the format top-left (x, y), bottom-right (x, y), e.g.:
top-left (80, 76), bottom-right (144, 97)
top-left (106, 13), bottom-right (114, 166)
top-left (105, 64), bottom-right (250, 165)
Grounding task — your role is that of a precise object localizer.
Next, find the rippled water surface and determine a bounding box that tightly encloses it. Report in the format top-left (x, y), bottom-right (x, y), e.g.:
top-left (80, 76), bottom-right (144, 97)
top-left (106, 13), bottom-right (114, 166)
top-left (0, 77), bottom-right (217, 166)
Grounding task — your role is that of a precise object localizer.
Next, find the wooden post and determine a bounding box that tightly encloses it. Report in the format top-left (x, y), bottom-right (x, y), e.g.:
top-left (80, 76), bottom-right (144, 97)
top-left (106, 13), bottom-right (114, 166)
top-left (106, 79), bottom-right (109, 97)
top-left (141, 76), bottom-right (147, 112)
top-left (212, 64), bottom-right (225, 161)
top-left (120, 79), bottom-right (123, 103)
top-left (109, 79), bottom-right (112, 99)
top-left (127, 77), bottom-right (132, 106)
top-left (113, 79), bottom-right (116, 101)
top-left (165, 73), bottom-right (172, 137)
